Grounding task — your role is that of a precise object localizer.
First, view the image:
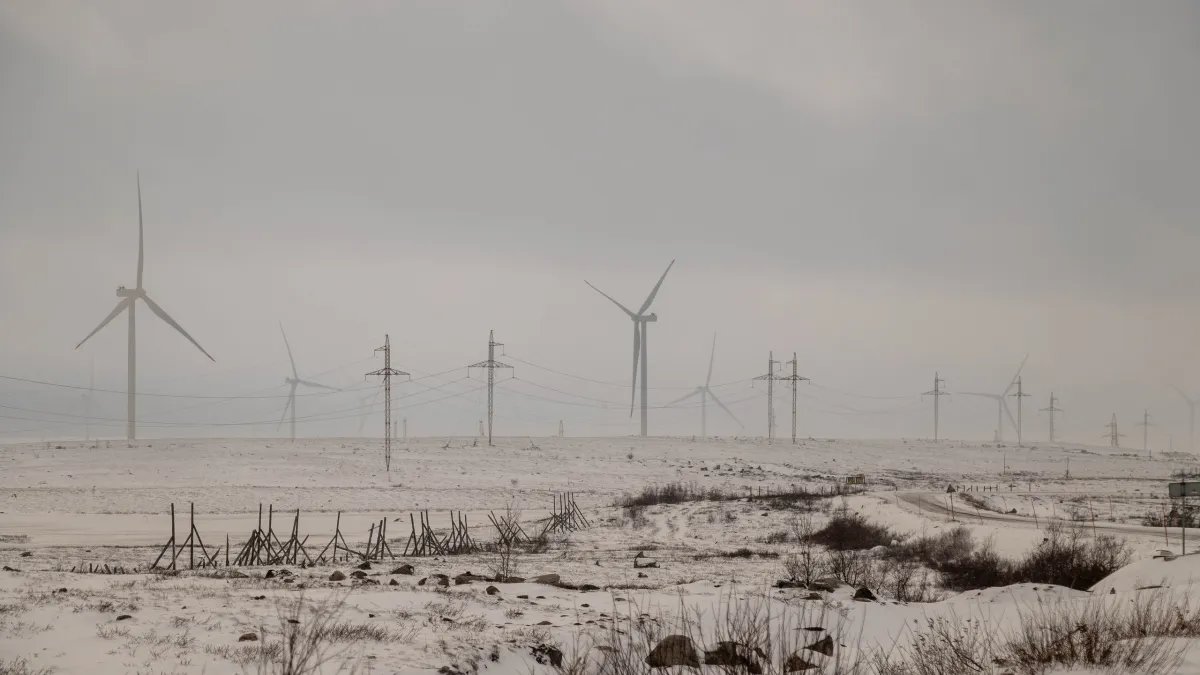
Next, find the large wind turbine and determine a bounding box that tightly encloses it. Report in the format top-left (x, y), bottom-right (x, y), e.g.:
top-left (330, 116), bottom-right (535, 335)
top-left (277, 324), bottom-right (340, 442)
top-left (959, 355), bottom-right (1028, 442)
top-left (665, 334), bottom-right (743, 437)
top-left (75, 175), bottom-right (214, 441)
top-left (586, 260), bottom-right (674, 437)
top-left (1172, 385), bottom-right (1199, 452)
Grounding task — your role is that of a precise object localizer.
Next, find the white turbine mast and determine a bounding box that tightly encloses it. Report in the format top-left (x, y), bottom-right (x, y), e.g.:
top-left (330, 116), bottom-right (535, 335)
top-left (665, 333), bottom-right (743, 437)
top-left (75, 173), bottom-right (214, 441)
top-left (277, 323), bottom-right (340, 442)
top-left (585, 260), bottom-right (674, 437)
top-left (1171, 385), bottom-right (1199, 453)
top-left (959, 354), bottom-right (1028, 442)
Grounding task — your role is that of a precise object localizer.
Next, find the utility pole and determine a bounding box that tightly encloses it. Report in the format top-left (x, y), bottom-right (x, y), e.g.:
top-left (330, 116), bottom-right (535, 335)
top-left (1136, 409), bottom-right (1154, 459)
top-left (1010, 376), bottom-right (1030, 446)
top-left (402, 418), bottom-right (407, 442)
top-left (753, 352), bottom-right (782, 441)
top-left (777, 353), bottom-right (809, 445)
top-left (558, 421), bottom-right (565, 438)
top-left (478, 420), bottom-right (485, 438)
top-left (366, 335), bottom-right (409, 472)
top-left (1104, 414), bottom-right (1123, 448)
top-left (468, 330), bottom-right (512, 447)
top-left (1040, 393), bottom-right (1062, 444)
top-left (85, 356), bottom-right (94, 443)
top-left (923, 373), bottom-right (949, 442)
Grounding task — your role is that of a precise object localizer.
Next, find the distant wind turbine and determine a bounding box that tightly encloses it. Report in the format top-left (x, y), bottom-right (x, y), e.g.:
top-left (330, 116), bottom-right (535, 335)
top-left (665, 334), bottom-right (743, 437)
top-left (75, 174), bottom-right (214, 441)
top-left (959, 355), bottom-right (1028, 442)
top-left (277, 324), bottom-right (340, 442)
top-left (585, 260), bottom-right (674, 437)
top-left (1171, 385), bottom-right (1199, 452)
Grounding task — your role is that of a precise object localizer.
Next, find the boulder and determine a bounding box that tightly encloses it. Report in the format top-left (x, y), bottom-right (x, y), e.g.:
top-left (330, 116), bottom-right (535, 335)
top-left (264, 570), bottom-right (276, 579)
top-left (350, 570), bottom-right (368, 579)
top-left (455, 573), bottom-right (487, 585)
top-left (357, 561), bottom-right (372, 571)
top-left (238, 632), bottom-right (258, 642)
top-left (645, 635), bottom-right (700, 669)
top-left (432, 574), bottom-right (450, 587)
top-left (391, 564), bottom-right (415, 576)
top-left (853, 587), bottom-right (876, 602)
top-left (805, 635), bottom-right (834, 657)
top-left (389, 579), bottom-right (399, 586)
top-left (329, 571), bottom-right (346, 582)
top-left (486, 585), bottom-right (500, 596)
top-left (704, 642), bottom-right (765, 674)
top-left (116, 615), bottom-right (133, 621)
top-left (532, 573), bottom-right (560, 585)
top-left (579, 584), bottom-right (600, 592)
top-left (530, 645), bottom-right (563, 668)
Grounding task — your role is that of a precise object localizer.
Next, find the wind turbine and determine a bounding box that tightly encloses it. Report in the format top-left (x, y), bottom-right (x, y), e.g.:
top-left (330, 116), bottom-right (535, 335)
top-left (1172, 386), bottom-right (1199, 452)
top-left (75, 174), bottom-right (214, 441)
top-left (586, 260), bottom-right (674, 437)
top-left (665, 334), bottom-right (743, 437)
top-left (959, 355), bottom-right (1028, 442)
top-left (277, 324), bottom-right (340, 442)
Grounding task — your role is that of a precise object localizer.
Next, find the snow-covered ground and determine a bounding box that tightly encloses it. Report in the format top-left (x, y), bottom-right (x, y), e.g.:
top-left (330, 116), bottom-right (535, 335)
top-left (2, 436), bottom-right (1199, 674)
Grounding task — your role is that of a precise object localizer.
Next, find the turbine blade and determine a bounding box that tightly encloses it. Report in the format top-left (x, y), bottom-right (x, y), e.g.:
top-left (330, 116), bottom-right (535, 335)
top-left (1003, 354), bottom-right (1029, 395)
top-left (1172, 385), bottom-right (1196, 406)
top-left (705, 333), bottom-right (717, 387)
top-left (630, 323), bottom-right (640, 417)
top-left (141, 293), bottom-right (215, 361)
top-left (280, 323), bottom-right (298, 377)
top-left (664, 389), bottom-right (701, 408)
top-left (637, 259), bottom-right (675, 315)
top-left (136, 171), bottom-right (144, 288)
top-left (1002, 398), bottom-right (1018, 431)
top-left (76, 298), bottom-right (131, 350)
top-left (277, 389), bottom-right (295, 431)
top-left (585, 281), bottom-right (637, 318)
top-left (708, 389), bottom-right (744, 428)
top-left (298, 380), bottom-right (340, 392)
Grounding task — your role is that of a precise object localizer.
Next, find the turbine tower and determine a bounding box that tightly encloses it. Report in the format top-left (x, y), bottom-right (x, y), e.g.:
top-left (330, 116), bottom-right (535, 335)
top-left (585, 260), bottom-right (674, 437)
top-left (75, 174), bottom-right (214, 440)
top-left (1171, 386), bottom-right (1199, 452)
top-left (664, 334), bottom-right (743, 437)
top-left (277, 324), bottom-right (340, 442)
top-left (959, 355), bottom-right (1028, 442)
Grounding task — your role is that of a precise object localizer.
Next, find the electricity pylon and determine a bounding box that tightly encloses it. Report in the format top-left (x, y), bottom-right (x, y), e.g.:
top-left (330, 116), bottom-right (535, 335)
top-left (468, 330), bottom-right (512, 447)
top-left (777, 353), bottom-right (809, 445)
top-left (1104, 414), bottom-right (1125, 448)
top-left (1136, 409), bottom-right (1155, 458)
top-left (1010, 376), bottom-right (1030, 446)
top-left (753, 352), bottom-right (782, 442)
top-left (923, 373), bottom-right (949, 442)
top-left (1040, 393), bottom-right (1062, 443)
top-left (366, 334), bottom-right (410, 472)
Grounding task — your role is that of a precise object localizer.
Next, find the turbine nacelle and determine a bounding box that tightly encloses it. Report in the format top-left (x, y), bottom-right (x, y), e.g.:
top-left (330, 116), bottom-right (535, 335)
top-left (116, 287), bottom-right (143, 299)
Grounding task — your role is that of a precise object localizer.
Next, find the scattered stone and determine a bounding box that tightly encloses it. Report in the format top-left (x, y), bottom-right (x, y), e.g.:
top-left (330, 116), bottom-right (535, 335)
top-left (19, 552), bottom-right (31, 558)
top-left (369, 614), bottom-right (376, 618)
top-left (389, 579), bottom-right (400, 586)
top-left (532, 574), bottom-right (560, 585)
top-left (645, 635), bottom-right (700, 669)
top-left (360, 579), bottom-right (380, 585)
top-left (350, 570), bottom-right (368, 579)
top-left (455, 573), bottom-right (486, 585)
top-left (284, 578), bottom-right (294, 584)
top-left (853, 587), bottom-right (876, 602)
top-left (287, 619), bottom-right (300, 624)
top-left (392, 564), bottom-right (415, 575)
top-left (418, 577), bottom-right (428, 586)
top-left (536, 596), bottom-right (545, 599)
top-left (805, 635), bottom-right (834, 657)
top-left (239, 632), bottom-right (258, 642)
top-left (329, 571), bottom-right (346, 582)
top-left (704, 642), bottom-right (765, 675)
top-left (55, 588), bottom-right (67, 593)
top-left (116, 615), bottom-right (133, 621)
top-left (581, 603), bottom-right (589, 608)
top-left (531, 645), bottom-right (564, 667)
top-left (775, 580), bottom-right (804, 589)
top-left (784, 653), bottom-right (820, 672)
top-left (536, 620), bottom-right (553, 626)
top-left (498, 576), bottom-right (525, 583)
top-left (803, 592), bottom-right (822, 601)
top-left (803, 627), bottom-right (824, 632)
top-left (579, 583), bottom-right (600, 592)
top-left (517, 595), bottom-right (529, 599)
top-left (265, 569), bottom-right (276, 579)
top-left (637, 572), bottom-right (648, 578)
top-left (252, 595), bottom-right (267, 600)
top-left (486, 586), bottom-right (500, 596)
top-left (226, 570), bottom-right (249, 579)
top-left (277, 569), bottom-right (293, 577)
top-left (814, 575), bottom-right (840, 589)
top-left (634, 559), bottom-right (658, 569)
top-left (357, 561), bottom-right (372, 571)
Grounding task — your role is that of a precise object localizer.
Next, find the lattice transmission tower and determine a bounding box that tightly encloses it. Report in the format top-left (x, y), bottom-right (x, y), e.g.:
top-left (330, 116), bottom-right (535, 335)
top-left (468, 330), bottom-right (512, 447)
top-left (366, 335), bottom-right (409, 471)
top-left (923, 373), bottom-right (949, 442)
top-left (1040, 393), bottom-right (1062, 443)
top-left (753, 352), bottom-right (783, 442)
top-left (777, 353), bottom-right (809, 445)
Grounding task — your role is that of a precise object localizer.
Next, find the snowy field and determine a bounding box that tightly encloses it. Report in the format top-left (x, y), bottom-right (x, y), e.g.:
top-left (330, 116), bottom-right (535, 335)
top-left (3, 436), bottom-right (1200, 674)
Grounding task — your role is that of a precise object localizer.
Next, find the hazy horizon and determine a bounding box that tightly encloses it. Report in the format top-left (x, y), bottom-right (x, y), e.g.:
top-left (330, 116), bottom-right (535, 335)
top-left (2, 2), bottom-right (1198, 445)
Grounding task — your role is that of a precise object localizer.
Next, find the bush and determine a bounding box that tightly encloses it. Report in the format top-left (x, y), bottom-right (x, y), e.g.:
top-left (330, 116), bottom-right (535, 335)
top-left (1015, 522), bottom-right (1131, 590)
top-left (617, 482), bottom-right (725, 508)
top-left (807, 511), bottom-right (895, 551)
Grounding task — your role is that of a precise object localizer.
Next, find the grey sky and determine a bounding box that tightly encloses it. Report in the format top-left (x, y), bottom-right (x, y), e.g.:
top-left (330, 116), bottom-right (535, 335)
top-left (1, 1), bottom-right (1198, 444)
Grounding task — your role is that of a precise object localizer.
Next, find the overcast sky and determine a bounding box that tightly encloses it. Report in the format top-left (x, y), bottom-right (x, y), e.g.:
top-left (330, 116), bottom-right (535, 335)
top-left (2, 1), bottom-right (1198, 445)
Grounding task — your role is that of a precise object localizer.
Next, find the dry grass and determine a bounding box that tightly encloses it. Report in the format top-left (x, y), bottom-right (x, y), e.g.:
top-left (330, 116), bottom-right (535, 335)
top-left (0, 657), bottom-right (54, 675)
